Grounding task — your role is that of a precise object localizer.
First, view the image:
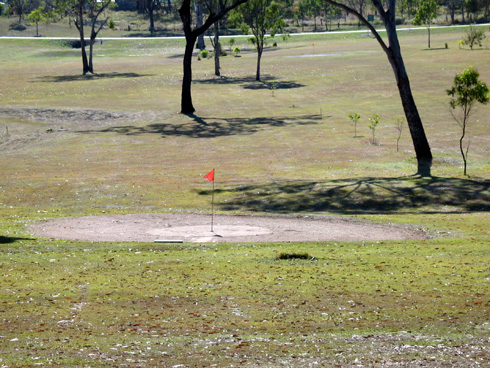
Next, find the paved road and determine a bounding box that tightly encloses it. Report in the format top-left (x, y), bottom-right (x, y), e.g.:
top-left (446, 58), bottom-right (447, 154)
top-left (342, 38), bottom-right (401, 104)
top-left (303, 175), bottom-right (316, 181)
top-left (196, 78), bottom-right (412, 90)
top-left (0, 23), bottom-right (488, 40)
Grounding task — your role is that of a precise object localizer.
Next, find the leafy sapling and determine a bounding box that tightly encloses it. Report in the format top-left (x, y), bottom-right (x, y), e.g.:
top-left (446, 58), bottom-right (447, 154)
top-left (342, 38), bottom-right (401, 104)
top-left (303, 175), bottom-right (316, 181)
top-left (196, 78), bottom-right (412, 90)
top-left (348, 112), bottom-right (361, 137)
top-left (368, 113), bottom-right (380, 145)
top-left (447, 66), bottom-right (489, 176)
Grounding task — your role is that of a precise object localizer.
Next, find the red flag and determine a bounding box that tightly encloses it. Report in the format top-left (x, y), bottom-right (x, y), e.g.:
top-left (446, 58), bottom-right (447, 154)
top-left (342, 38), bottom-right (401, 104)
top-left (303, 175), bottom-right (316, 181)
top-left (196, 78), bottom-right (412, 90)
top-left (204, 169), bottom-right (215, 182)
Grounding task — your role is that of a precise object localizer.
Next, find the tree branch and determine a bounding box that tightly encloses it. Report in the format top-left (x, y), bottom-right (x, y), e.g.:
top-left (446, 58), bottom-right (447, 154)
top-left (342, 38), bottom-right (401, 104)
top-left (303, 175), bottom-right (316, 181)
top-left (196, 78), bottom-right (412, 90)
top-left (322, 0), bottom-right (389, 54)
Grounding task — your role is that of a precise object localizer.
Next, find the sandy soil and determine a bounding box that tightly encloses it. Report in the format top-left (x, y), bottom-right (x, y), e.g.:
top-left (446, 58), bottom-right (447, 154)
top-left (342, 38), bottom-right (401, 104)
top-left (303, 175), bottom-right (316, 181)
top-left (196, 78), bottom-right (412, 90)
top-left (30, 213), bottom-right (428, 243)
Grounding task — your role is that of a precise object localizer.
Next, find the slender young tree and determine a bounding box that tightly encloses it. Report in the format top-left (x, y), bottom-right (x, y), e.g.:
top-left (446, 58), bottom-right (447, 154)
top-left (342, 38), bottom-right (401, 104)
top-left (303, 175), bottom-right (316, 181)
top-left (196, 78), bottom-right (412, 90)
top-left (179, 0), bottom-right (249, 114)
top-left (28, 3), bottom-right (46, 37)
top-left (322, 0), bottom-right (433, 176)
top-left (230, 0), bottom-right (286, 81)
top-left (447, 66), bottom-right (489, 176)
top-left (413, 0), bottom-right (438, 49)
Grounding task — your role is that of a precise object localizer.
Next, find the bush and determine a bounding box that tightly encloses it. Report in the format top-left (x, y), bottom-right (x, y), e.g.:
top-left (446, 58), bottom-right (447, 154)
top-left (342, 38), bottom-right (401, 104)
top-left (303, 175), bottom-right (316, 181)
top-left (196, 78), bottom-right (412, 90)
top-left (200, 49), bottom-right (209, 59)
top-left (462, 26), bottom-right (486, 49)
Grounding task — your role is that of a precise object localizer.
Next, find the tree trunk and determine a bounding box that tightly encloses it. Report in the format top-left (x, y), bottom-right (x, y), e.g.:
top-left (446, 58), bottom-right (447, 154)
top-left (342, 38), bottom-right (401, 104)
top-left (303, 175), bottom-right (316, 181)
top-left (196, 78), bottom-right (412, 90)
top-left (181, 34), bottom-right (197, 114)
top-left (460, 124), bottom-right (467, 176)
top-left (427, 23), bottom-right (431, 48)
top-left (77, 10), bottom-right (91, 75)
top-left (256, 46), bottom-right (263, 81)
top-left (195, 2), bottom-right (205, 50)
top-left (149, 0), bottom-right (155, 36)
top-left (385, 34), bottom-right (432, 175)
top-left (379, 10), bottom-right (432, 176)
top-left (214, 22), bottom-right (221, 76)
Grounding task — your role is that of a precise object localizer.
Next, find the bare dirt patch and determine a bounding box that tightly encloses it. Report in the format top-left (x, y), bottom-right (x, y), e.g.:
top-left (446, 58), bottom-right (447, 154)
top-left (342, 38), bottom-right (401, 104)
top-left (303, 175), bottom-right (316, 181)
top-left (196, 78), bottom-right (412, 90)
top-left (30, 213), bottom-right (428, 243)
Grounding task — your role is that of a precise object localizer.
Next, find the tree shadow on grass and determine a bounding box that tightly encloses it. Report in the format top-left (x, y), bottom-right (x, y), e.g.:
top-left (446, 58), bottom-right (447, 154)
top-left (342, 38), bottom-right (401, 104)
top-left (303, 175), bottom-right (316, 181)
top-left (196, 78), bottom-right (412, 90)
top-left (198, 176), bottom-right (490, 214)
top-left (0, 236), bottom-right (33, 244)
top-left (79, 114), bottom-right (321, 138)
top-left (195, 75), bottom-right (305, 90)
top-left (36, 72), bottom-right (152, 83)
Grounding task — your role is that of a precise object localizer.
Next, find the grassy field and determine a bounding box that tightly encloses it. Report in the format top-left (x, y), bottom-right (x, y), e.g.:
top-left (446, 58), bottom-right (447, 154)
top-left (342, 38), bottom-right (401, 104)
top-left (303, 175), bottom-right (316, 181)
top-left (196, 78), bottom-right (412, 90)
top-left (1, 26), bottom-right (490, 366)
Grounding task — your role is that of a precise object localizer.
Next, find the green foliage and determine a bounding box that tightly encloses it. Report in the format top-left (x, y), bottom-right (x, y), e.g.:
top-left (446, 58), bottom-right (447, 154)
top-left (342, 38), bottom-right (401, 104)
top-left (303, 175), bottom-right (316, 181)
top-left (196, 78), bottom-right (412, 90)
top-left (108, 19), bottom-right (116, 30)
top-left (368, 113), bottom-right (380, 144)
top-left (462, 26), bottom-right (486, 50)
top-left (412, 0), bottom-right (438, 26)
top-left (447, 66), bottom-right (489, 175)
top-left (230, 0), bottom-right (287, 51)
top-left (27, 8), bottom-right (45, 24)
top-left (28, 3), bottom-right (46, 37)
top-left (200, 49), bottom-right (209, 58)
top-left (447, 66), bottom-right (489, 111)
top-left (228, 37), bottom-right (235, 51)
top-left (233, 46), bottom-right (241, 55)
top-left (413, 0), bottom-right (438, 47)
top-left (348, 112), bottom-right (361, 137)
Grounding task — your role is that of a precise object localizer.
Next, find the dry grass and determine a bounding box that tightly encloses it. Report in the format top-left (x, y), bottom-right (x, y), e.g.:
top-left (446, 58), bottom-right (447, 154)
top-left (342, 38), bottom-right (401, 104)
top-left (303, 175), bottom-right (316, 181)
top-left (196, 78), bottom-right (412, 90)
top-left (1, 28), bottom-right (489, 366)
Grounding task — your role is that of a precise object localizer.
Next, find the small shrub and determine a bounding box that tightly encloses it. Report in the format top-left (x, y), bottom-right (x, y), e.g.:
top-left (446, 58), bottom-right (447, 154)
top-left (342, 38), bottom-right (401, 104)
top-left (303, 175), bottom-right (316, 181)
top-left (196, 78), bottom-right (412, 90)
top-left (233, 46), bottom-right (241, 55)
top-left (200, 49), bottom-right (209, 58)
top-left (462, 26), bottom-right (486, 50)
top-left (276, 252), bottom-right (312, 260)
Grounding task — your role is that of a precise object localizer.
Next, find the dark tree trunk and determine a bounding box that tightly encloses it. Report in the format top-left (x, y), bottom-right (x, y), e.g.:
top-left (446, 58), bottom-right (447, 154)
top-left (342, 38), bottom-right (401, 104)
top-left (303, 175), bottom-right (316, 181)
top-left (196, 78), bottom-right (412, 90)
top-left (256, 46), bottom-right (263, 81)
top-left (384, 20), bottom-right (432, 176)
top-left (148, 0), bottom-right (155, 36)
top-left (76, 7), bottom-right (91, 75)
top-left (195, 2), bottom-right (205, 50)
top-left (181, 34), bottom-right (198, 114)
top-left (214, 21), bottom-right (221, 76)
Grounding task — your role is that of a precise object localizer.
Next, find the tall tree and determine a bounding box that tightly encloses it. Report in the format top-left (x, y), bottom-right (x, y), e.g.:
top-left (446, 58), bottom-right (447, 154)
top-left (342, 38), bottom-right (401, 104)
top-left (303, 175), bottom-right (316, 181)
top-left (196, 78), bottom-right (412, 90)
top-left (447, 66), bottom-right (489, 176)
top-left (413, 0), bottom-right (438, 48)
top-left (179, 0), bottom-right (249, 114)
top-left (230, 0), bottom-right (286, 81)
top-left (322, 0), bottom-right (433, 176)
top-left (55, 0), bottom-right (113, 75)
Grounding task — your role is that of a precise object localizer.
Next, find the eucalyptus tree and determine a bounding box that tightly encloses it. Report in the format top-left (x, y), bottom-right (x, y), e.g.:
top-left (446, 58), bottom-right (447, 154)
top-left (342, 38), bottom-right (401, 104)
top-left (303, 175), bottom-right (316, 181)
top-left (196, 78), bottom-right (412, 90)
top-left (55, 0), bottom-right (114, 75)
top-left (230, 0), bottom-right (286, 81)
top-left (322, 0), bottom-right (433, 176)
top-left (179, 0), bottom-right (249, 114)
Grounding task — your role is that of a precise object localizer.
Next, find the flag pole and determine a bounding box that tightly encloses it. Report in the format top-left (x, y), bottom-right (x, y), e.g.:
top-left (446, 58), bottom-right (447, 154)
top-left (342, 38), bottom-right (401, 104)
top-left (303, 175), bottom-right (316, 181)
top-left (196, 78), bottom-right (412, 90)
top-left (211, 174), bottom-right (215, 233)
top-left (204, 169), bottom-right (216, 233)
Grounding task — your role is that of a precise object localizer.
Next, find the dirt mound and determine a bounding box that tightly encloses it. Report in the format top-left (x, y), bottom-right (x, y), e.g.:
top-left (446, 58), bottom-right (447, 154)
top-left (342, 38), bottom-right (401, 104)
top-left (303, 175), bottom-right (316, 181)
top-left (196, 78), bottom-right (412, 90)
top-left (30, 213), bottom-right (428, 243)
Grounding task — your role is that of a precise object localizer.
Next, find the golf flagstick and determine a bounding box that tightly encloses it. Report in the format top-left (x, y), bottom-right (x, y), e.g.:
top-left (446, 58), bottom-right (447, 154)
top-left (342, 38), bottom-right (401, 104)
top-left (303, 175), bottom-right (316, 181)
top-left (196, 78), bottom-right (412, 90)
top-left (204, 169), bottom-right (215, 232)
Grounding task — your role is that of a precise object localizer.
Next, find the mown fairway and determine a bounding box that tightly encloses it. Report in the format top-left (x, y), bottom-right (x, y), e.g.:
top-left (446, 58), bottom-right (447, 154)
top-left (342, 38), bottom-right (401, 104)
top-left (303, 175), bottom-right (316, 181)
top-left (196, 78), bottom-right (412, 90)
top-left (1, 26), bottom-right (489, 366)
